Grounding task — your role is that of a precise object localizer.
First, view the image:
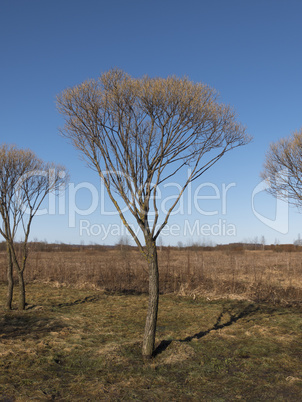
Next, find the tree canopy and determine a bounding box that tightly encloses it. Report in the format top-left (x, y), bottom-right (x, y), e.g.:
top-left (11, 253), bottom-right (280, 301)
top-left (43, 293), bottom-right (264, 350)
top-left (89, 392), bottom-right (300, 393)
top-left (57, 69), bottom-right (250, 252)
top-left (261, 128), bottom-right (302, 206)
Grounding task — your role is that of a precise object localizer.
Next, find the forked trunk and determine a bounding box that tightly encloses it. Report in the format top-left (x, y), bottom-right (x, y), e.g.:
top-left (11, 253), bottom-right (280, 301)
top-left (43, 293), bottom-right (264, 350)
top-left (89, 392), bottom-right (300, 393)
top-left (17, 271), bottom-right (26, 310)
top-left (142, 239), bottom-right (159, 359)
top-left (6, 245), bottom-right (13, 310)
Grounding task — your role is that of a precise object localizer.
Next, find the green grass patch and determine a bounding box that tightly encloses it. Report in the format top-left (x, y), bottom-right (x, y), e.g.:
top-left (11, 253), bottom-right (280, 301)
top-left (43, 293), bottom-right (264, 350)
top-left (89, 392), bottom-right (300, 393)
top-left (0, 283), bottom-right (302, 400)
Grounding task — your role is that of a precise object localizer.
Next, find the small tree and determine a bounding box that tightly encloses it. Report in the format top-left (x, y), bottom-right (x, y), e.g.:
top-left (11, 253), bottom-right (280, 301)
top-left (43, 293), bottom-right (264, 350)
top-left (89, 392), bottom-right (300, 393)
top-left (57, 69), bottom-right (250, 358)
top-left (261, 128), bottom-right (302, 205)
top-left (0, 144), bottom-right (67, 310)
top-left (261, 235), bottom-right (266, 250)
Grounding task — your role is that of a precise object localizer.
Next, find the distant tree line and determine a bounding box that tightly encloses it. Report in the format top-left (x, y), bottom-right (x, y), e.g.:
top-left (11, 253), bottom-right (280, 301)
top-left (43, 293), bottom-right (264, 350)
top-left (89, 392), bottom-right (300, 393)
top-left (1, 240), bottom-right (301, 254)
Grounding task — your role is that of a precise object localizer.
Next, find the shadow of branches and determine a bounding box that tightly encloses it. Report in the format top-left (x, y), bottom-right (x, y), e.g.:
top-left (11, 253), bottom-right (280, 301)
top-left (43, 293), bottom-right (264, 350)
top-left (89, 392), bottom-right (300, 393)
top-left (0, 314), bottom-right (65, 339)
top-left (153, 303), bottom-right (260, 357)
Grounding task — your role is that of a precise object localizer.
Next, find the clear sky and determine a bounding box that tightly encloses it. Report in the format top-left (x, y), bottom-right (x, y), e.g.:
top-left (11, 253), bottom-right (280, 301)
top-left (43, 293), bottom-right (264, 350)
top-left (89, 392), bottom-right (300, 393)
top-left (1, 0), bottom-right (302, 246)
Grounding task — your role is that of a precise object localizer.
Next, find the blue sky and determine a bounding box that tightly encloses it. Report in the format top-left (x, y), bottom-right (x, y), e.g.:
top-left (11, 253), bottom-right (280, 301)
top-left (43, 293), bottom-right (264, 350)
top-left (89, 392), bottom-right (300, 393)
top-left (1, 0), bottom-right (302, 245)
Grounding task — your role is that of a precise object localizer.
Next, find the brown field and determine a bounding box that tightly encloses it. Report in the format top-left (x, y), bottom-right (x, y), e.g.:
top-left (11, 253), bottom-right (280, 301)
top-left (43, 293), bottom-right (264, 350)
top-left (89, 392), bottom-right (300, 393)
top-left (1, 245), bottom-right (301, 305)
top-left (1, 245), bottom-right (302, 400)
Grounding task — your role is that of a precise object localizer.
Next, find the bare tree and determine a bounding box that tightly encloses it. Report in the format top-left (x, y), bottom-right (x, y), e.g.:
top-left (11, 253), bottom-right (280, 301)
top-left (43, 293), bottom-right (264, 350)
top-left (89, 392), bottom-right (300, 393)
top-left (261, 128), bottom-right (302, 205)
top-left (261, 235), bottom-right (266, 250)
top-left (57, 68), bottom-right (250, 358)
top-left (0, 144), bottom-right (67, 310)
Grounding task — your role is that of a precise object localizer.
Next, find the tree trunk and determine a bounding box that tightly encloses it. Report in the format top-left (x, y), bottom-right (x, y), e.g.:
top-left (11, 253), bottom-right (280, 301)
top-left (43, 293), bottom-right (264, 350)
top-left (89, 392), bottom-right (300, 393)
top-left (17, 271), bottom-right (26, 310)
top-left (142, 238), bottom-right (159, 359)
top-left (6, 246), bottom-right (13, 310)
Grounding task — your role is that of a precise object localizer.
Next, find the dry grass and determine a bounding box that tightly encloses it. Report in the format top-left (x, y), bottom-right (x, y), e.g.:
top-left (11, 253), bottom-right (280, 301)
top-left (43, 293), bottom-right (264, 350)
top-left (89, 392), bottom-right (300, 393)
top-left (1, 247), bottom-right (302, 400)
top-left (0, 284), bottom-right (302, 400)
top-left (1, 246), bottom-right (301, 305)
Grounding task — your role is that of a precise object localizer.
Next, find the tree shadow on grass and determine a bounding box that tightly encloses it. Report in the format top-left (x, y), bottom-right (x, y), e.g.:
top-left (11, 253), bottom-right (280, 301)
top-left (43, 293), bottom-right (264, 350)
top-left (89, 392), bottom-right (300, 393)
top-left (0, 314), bottom-right (65, 339)
top-left (55, 294), bottom-right (101, 308)
top-left (153, 302), bottom-right (260, 358)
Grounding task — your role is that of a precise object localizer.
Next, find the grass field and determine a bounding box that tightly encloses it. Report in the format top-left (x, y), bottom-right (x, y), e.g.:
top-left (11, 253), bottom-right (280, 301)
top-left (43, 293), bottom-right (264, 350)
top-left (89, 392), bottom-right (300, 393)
top-left (0, 284), bottom-right (302, 400)
top-left (1, 246), bottom-right (301, 304)
top-left (0, 247), bottom-right (302, 400)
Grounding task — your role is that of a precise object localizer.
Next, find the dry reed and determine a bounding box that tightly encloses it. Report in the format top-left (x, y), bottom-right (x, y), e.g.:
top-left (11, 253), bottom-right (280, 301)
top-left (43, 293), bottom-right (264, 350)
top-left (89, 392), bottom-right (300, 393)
top-left (0, 246), bottom-right (301, 305)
